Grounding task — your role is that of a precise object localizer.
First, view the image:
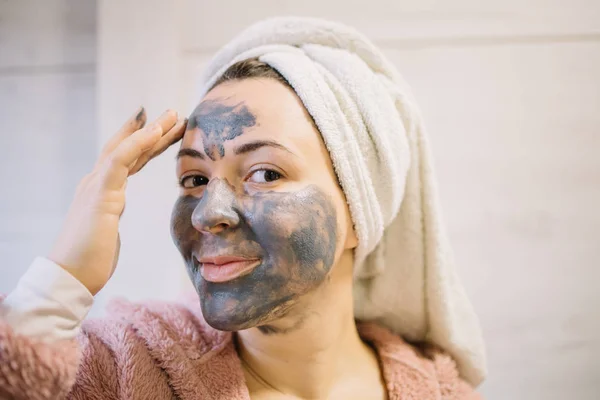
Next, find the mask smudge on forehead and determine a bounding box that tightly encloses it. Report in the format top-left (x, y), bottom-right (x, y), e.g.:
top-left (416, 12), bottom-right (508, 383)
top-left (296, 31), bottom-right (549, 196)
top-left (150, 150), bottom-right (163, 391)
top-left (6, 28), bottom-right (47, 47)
top-left (187, 99), bottom-right (256, 161)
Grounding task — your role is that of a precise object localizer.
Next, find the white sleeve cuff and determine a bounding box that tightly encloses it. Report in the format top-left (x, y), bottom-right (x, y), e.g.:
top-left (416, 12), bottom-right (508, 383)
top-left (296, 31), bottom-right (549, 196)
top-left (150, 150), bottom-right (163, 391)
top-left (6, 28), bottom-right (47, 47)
top-left (0, 257), bottom-right (94, 342)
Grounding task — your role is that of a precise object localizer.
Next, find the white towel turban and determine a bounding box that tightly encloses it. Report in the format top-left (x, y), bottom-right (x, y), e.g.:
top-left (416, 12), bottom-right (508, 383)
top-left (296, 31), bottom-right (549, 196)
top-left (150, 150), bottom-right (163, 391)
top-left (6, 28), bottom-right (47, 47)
top-left (196, 17), bottom-right (487, 386)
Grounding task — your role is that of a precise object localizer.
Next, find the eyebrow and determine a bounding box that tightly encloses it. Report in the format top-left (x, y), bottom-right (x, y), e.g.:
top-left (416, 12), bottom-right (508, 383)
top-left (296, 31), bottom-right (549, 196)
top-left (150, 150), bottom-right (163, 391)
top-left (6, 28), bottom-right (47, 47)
top-left (233, 140), bottom-right (296, 157)
top-left (175, 140), bottom-right (296, 161)
top-left (176, 148), bottom-right (205, 160)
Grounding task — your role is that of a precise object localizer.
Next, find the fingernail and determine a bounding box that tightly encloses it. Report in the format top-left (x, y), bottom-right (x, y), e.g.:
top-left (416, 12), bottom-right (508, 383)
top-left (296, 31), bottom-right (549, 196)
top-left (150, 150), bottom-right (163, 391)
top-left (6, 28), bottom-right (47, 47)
top-left (134, 106), bottom-right (145, 122)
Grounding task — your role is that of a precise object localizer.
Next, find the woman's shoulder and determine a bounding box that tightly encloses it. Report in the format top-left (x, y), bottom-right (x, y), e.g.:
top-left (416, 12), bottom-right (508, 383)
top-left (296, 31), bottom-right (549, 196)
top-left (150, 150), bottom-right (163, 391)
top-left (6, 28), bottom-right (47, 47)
top-left (357, 322), bottom-right (482, 399)
top-left (72, 297), bottom-right (249, 398)
top-left (81, 294), bottom-right (232, 363)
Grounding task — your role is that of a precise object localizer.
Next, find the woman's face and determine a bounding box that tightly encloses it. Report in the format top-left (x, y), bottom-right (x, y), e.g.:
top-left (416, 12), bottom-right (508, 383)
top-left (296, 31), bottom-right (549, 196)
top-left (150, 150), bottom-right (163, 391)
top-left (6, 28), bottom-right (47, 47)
top-left (171, 77), bottom-right (356, 332)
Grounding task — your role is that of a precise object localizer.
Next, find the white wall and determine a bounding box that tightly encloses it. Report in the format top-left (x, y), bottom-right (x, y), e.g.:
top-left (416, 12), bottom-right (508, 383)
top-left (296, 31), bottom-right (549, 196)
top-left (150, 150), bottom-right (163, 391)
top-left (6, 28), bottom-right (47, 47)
top-left (0, 0), bottom-right (591, 399)
top-left (0, 0), bottom-right (97, 293)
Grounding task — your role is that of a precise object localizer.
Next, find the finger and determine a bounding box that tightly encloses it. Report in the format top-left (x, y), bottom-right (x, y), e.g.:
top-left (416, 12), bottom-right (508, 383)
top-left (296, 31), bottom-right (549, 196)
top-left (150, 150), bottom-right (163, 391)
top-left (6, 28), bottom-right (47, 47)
top-left (98, 106), bottom-right (147, 164)
top-left (99, 122), bottom-right (164, 191)
top-left (129, 117), bottom-right (187, 175)
top-left (124, 109), bottom-right (179, 170)
top-left (98, 108), bottom-right (179, 166)
top-left (151, 109), bottom-right (180, 140)
top-left (98, 109), bottom-right (179, 190)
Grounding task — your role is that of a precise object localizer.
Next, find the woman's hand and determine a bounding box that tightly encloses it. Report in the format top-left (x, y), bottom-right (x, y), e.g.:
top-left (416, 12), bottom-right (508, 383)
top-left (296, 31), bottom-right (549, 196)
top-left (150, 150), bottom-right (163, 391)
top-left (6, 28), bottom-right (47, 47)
top-left (48, 108), bottom-right (186, 295)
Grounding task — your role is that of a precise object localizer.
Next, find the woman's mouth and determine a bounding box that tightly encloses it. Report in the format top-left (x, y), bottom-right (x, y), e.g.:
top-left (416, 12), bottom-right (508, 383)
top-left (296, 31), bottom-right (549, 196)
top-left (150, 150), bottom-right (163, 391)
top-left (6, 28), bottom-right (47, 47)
top-left (198, 255), bottom-right (261, 283)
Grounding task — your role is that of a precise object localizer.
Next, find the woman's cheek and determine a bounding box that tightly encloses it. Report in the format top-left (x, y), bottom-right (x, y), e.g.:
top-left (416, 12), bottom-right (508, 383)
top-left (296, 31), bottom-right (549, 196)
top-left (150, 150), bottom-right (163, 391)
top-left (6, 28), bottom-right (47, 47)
top-left (170, 195), bottom-right (199, 255)
top-left (243, 186), bottom-right (338, 276)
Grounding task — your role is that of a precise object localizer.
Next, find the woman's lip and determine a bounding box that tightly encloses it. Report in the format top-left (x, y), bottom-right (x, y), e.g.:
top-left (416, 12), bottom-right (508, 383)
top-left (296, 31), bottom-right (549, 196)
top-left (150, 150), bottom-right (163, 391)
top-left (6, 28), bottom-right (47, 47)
top-left (200, 259), bottom-right (261, 283)
top-left (198, 255), bottom-right (256, 266)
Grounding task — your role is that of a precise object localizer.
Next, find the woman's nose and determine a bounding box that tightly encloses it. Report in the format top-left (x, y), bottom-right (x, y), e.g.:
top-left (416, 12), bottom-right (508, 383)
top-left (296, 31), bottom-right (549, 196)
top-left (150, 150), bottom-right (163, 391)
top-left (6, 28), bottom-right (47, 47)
top-left (191, 179), bottom-right (240, 234)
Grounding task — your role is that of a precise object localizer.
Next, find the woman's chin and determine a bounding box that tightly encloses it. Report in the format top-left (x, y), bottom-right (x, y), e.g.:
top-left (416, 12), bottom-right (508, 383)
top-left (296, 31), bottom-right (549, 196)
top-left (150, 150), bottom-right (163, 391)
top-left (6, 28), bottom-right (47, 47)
top-left (202, 311), bottom-right (257, 332)
top-left (199, 299), bottom-right (257, 332)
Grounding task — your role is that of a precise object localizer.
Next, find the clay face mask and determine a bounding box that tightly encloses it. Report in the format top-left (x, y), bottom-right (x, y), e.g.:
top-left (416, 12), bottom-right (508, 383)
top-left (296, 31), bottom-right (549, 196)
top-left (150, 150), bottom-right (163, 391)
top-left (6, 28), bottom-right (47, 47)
top-left (171, 181), bottom-right (338, 332)
top-left (171, 99), bottom-right (339, 332)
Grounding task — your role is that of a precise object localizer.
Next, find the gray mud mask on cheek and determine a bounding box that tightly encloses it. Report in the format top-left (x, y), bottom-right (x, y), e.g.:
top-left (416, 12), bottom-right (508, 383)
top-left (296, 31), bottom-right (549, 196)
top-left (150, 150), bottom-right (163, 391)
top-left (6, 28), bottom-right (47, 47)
top-left (170, 179), bottom-right (338, 332)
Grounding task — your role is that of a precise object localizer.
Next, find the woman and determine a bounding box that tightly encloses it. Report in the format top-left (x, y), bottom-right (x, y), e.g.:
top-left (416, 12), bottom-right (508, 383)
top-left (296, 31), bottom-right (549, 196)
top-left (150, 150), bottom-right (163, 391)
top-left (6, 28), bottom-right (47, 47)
top-left (0, 17), bottom-right (486, 399)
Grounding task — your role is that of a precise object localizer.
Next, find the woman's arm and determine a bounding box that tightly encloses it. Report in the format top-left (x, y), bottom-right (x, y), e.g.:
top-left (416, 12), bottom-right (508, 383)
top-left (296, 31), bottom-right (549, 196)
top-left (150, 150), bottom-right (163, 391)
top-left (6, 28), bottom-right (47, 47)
top-left (1, 257), bottom-right (93, 341)
top-left (0, 314), bottom-right (81, 400)
top-left (0, 258), bottom-right (117, 400)
top-left (0, 305), bottom-right (121, 400)
top-left (1, 108), bottom-right (185, 399)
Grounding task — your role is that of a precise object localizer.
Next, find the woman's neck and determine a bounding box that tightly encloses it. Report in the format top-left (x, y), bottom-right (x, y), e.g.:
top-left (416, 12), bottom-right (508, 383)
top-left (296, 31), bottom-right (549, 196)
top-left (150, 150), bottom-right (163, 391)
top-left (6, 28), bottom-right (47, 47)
top-left (235, 251), bottom-right (384, 399)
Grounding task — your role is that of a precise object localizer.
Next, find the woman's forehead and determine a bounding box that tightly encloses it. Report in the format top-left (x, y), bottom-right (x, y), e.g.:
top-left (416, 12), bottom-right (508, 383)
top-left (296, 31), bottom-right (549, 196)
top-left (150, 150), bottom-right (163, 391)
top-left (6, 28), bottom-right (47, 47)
top-left (182, 78), bottom-right (323, 155)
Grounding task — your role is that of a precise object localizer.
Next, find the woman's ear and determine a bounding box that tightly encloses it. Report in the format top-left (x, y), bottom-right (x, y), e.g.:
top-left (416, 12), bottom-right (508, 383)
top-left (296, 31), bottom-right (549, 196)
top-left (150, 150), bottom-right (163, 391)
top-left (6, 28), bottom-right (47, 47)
top-left (344, 218), bottom-right (359, 250)
top-left (345, 229), bottom-right (358, 250)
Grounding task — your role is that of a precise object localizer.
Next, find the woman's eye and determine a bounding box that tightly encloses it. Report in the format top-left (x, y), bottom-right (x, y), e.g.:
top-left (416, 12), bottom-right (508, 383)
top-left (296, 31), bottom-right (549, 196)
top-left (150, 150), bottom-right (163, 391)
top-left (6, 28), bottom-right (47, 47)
top-left (180, 175), bottom-right (209, 188)
top-left (248, 169), bottom-right (282, 184)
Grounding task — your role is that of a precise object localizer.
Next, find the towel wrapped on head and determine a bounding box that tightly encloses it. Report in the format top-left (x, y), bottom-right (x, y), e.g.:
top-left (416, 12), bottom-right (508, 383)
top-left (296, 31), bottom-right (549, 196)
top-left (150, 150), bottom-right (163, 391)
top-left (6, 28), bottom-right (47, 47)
top-left (197, 17), bottom-right (487, 386)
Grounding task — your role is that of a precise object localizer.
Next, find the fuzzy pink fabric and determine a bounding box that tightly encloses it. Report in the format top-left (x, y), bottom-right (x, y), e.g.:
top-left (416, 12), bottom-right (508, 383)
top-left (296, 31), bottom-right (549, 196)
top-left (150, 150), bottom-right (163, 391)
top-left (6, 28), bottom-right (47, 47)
top-left (0, 295), bottom-right (480, 399)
